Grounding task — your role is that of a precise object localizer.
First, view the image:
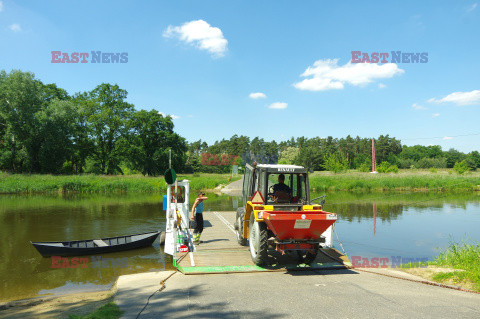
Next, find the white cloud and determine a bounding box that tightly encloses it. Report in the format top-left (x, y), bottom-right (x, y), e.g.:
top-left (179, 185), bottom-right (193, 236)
top-left (467, 3), bottom-right (477, 12)
top-left (163, 20), bottom-right (228, 57)
top-left (268, 102), bottom-right (287, 109)
top-left (411, 103), bottom-right (426, 110)
top-left (249, 92), bottom-right (266, 99)
top-left (428, 90), bottom-right (480, 106)
top-left (0, 1), bottom-right (4, 12)
top-left (378, 83), bottom-right (387, 89)
top-left (293, 59), bottom-right (404, 91)
top-left (158, 112), bottom-right (180, 119)
top-left (443, 136), bottom-right (453, 140)
top-left (9, 23), bottom-right (21, 32)
top-left (432, 113), bottom-right (440, 117)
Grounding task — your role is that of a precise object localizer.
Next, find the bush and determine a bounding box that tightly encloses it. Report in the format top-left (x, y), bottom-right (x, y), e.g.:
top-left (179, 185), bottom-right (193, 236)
top-left (376, 161), bottom-right (390, 173)
top-left (358, 163), bottom-right (370, 172)
top-left (386, 164), bottom-right (399, 173)
top-left (429, 167), bottom-right (437, 173)
top-left (377, 161), bottom-right (398, 173)
top-left (416, 157), bottom-right (447, 169)
top-left (454, 160), bottom-right (469, 175)
top-left (322, 153), bottom-right (347, 173)
top-left (398, 158), bottom-right (415, 169)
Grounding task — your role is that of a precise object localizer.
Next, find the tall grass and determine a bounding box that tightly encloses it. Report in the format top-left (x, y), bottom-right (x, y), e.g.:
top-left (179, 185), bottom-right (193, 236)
top-left (431, 240), bottom-right (480, 291)
top-left (0, 172), bottom-right (240, 194)
top-left (309, 171), bottom-right (480, 192)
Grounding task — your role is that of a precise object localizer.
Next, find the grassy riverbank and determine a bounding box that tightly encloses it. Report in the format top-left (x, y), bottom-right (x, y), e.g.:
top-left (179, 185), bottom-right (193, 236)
top-left (0, 172), bottom-right (239, 194)
top-left (1, 169), bottom-right (480, 194)
top-left (309, 170), bottom-right (480, 192)
top-left (430, 241), bottom-right (480, 291)
top-left (400, 240), bottom-right (480, 292)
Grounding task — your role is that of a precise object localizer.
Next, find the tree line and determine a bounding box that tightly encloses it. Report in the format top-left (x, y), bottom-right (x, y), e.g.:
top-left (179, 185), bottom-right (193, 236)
top-left (0, 70), bottom-right (186, 175)
top-left (2, 70), bottom-right (479, 176)
top-left (188, 135), bottom-right (480, 173)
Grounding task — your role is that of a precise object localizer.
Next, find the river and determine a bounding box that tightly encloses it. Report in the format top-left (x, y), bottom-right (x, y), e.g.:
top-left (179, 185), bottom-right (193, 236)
top-left (1, 191), bottom-right (479, 301)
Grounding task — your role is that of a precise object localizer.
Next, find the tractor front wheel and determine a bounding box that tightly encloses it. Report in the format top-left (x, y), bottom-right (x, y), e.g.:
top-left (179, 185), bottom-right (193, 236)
top-left (249, 213), bottom-right (268, 266)
top-left (236, 214), bottom-right (247, 246)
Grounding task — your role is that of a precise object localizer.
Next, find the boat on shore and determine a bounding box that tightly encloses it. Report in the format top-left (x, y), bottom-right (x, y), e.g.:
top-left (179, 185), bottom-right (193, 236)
top-left (31, 231), bottom-right (160, 257)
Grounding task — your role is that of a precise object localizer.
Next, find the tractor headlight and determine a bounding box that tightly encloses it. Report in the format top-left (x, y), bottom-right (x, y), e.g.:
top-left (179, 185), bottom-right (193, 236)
top-left (258, 211), bottom-right (263, 219)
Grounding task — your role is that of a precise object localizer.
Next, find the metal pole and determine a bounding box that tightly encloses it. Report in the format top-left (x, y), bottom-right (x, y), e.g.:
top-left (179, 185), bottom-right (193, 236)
top-left (169, 149), bottom-right (172, 169)
top-left (371, 138), bottom-right (376, 172)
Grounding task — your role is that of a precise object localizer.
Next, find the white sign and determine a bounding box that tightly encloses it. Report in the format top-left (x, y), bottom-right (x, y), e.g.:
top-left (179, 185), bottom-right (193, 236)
top-left (294, 219), bottom-right (311, 229)
top-left (326, 214), bottom-right (337, 220)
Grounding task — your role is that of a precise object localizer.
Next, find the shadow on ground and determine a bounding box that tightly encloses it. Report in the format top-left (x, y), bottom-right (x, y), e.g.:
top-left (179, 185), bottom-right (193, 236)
top-left (118, 283), bottom-right (286, 318)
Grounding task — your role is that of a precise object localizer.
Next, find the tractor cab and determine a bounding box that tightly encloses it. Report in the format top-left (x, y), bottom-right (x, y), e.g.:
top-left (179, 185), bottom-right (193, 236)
top-left (242, 163), bottom-right (310, 207)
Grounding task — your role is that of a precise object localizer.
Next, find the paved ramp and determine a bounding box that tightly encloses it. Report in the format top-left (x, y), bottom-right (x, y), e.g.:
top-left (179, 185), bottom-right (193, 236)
top-left (177, 211), bottom-right (350, 274)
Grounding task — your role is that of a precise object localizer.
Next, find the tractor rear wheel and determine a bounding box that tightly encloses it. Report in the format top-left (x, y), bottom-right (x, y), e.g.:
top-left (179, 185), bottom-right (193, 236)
top-left (249, 213), bottom-right (268, 266)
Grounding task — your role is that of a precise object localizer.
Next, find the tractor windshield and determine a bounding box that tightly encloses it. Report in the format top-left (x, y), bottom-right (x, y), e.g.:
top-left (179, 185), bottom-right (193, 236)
top-left (267, 173), bottom-right (307, 204)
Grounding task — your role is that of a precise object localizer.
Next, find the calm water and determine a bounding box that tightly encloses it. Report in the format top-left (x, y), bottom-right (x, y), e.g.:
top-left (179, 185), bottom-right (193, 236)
top-left (1, 191), bottom-right (479, 301)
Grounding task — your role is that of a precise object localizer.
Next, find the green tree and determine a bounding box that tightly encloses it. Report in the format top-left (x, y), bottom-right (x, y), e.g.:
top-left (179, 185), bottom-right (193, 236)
top-left (0, 70), bottom-right (43, 172)
top-left (278, 147), bottom-right (299, 164)
top-left (375, 135), bottom-right (402, 163)
top-left (36, 99), bottom-right (77, 173)
top-left (322, 153), bottom-right (347, 173)
top-left (125, 109), bottom-right (187, 176)
top-left (296, 146), bottom-right (324, 170)
top-left (466, 151), bottom-right (480, 170)
top-left (445, 148), bottom-right (466, 168)
top-left (83, 83), bottom-right (134, 174)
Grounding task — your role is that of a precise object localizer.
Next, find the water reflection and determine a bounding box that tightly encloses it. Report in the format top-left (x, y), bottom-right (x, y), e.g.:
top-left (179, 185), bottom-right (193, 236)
top-left (0, 191), bottom-right (479, 301)
top-left (322, 192), bottom-right (480, 260)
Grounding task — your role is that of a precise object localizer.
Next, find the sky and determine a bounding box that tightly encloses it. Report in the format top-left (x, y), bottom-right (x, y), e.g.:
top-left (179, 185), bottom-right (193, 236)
top-left (1, 0), bottom-right (480, 152)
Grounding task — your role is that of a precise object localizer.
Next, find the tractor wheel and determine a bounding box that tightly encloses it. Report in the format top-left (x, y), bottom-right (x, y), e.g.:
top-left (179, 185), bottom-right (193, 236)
top-left (236, 214), bottom-right (248, 246)
top-left (249, 213), bottom-right (268, 266)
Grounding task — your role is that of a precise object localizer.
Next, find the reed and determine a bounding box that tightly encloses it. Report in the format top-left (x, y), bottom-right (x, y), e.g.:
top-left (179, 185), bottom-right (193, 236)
top-left (431, 240), bottom-right (480, 291)
top-left (309, 170), bottom-right (480, 192)
top-left (0, 172), bottom-right (240, 194)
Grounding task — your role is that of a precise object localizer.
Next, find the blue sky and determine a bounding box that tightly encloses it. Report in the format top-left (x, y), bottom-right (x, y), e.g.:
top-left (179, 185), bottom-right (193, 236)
top-left (1, 1), bottom-right (479, 152)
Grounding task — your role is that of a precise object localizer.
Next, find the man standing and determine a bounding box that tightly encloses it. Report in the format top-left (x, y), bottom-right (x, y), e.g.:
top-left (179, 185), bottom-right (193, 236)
top-left (191, 192), bottom-right (208, 244)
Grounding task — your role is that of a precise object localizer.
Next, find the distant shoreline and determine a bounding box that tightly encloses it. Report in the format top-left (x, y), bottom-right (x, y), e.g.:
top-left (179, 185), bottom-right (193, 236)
top-left (0, 172), bottom-right (240, 195)
top-left (0, 170), bottom-right (479, 194)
